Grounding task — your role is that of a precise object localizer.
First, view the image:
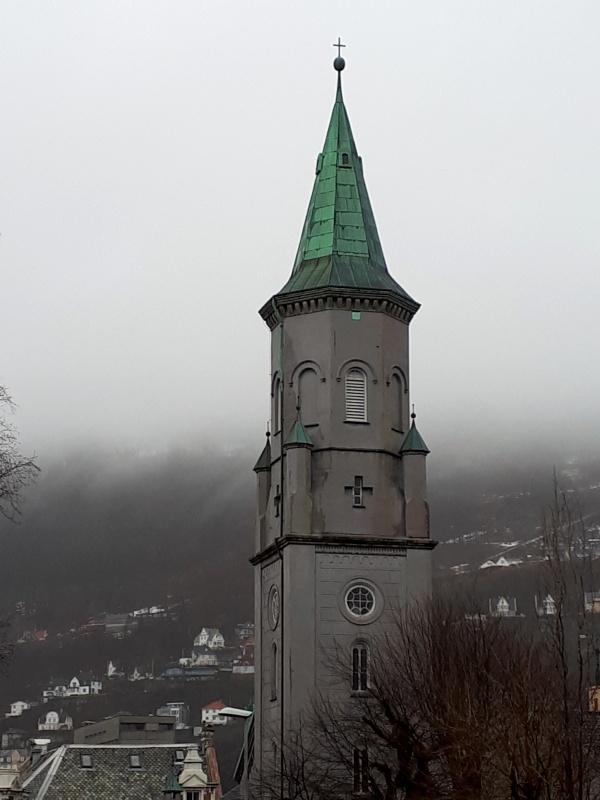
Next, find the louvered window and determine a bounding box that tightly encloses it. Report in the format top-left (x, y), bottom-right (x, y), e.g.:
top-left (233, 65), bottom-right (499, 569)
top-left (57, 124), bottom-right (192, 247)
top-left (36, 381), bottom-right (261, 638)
top-left (345, 369), bottom-right (367, 422)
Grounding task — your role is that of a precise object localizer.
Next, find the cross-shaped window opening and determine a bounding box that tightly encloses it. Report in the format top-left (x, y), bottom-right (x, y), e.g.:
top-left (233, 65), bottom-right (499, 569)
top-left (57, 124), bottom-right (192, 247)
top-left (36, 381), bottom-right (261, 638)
top-left (345, 477), bottom-right (373, 508)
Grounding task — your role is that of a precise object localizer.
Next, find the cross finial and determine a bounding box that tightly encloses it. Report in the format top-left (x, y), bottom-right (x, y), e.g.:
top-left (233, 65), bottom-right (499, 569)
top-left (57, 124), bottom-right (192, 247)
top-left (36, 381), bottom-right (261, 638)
top-left (333, 37), bottom-right (346, 59)
top-left (333, 37), bottom-right (346, 72)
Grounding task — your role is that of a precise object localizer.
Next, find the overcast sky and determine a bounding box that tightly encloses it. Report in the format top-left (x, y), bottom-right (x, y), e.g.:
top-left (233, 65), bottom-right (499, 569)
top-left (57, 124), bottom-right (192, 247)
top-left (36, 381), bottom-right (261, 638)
top-left (1, 1), bottom-right (599, 463)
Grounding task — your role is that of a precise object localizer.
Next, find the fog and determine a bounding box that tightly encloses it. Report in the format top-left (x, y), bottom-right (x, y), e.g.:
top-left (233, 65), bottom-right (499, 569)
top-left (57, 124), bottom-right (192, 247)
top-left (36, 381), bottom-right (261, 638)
top-left (1, 2), bottom-right (599, 464)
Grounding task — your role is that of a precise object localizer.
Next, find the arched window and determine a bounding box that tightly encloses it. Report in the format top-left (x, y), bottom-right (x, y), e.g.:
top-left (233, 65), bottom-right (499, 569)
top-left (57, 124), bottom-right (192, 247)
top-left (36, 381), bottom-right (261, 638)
top-left (298, 367), bottom-right (318, 425)
top-left (351, 643), bottom-right (369, 692)
top-left (272, 376), bottom-right (281, 433)
top-left (342, 152), bottom-right (349, 165)
top-left (345, 369), bottom-right (367, 422)
top-left (353, 748), bottom-right (369, 794)
top-left (270, 642), bottom-right (277, 701)
top-left (391, 373), bottom-right (403, 431)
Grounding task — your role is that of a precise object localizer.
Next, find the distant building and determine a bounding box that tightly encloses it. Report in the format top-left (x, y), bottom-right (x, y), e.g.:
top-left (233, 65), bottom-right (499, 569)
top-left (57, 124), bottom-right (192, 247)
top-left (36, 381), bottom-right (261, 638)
top-left (232, 639), bottom-right (255, 675)
top-left (535, 594), bottom-right (557, 616)
top-left (194, 628), bottom-right (225, 649)
top-left (6, 701), bottom-right (31, 718)
top-left (234, 623), bottom-right (254, 641)
top-left (17, 630), bottom-right (47, 644)
top-left (38, 711), bottom-right (73, 732)
top-left (103, 613), bottom-right (131, 637)
top-left (106, 660), bottom-right (124, 678)
top-left (157, 702), bottom-right (190, 729)
top-left (162, 666), bottom-right (217, 681)
top-left (74, 714), bottom-right (177, 745)
top-left (41, 680), bottom-right (68, 703)
top-left (202, 701), bottom-right (229, 726)
top-left (488, 597), bottom-right (518, 617)
top-left (192, 646), bottom-right (220, 667)
top-left (66, 674), bottom-right (102, 697)
top-left (0, 748), bottom-right (30, 771)
top-left (585, 592), bottom-right (600, 613)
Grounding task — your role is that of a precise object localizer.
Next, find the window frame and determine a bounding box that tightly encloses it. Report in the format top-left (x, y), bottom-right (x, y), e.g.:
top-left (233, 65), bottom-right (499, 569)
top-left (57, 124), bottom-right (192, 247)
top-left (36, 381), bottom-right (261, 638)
top-left (351, 642), bottom-right (370, 693)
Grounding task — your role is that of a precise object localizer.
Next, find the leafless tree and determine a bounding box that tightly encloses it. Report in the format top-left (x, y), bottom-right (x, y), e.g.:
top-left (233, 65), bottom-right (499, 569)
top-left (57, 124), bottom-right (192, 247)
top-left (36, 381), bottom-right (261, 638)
top-left (0, 385), bottom-right (39, 520)
top-left (261, 486), bottom-right (600, 800)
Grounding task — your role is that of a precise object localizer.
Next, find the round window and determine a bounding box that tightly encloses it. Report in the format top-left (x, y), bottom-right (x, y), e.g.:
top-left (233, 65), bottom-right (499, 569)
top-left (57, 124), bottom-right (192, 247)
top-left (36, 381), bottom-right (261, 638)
top-left (345, 585), bottom-right (375, 617)
top-left (268, 585), bottom-right (280, 630)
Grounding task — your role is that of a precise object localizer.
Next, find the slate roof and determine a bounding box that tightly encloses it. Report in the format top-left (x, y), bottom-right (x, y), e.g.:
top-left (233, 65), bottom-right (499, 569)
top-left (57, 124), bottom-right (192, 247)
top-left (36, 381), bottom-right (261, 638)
top-left (23, 744), bottom-right (208, 800)
top-left (276, 72), bottom-right (416, 307)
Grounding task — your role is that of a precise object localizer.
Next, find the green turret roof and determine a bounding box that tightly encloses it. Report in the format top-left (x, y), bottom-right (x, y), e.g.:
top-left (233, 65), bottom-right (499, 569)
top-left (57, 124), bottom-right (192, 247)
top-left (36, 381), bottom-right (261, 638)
top-left (284, 419), bottom-right (314, 448)
top-left (253, 436), bottom-right (272, 472)
top-left (164, 774), bottom-right (182, 793)
top-left (400, 419), bottom-right (430, 455)
top-left (277, 72), bottom-right (415, 304)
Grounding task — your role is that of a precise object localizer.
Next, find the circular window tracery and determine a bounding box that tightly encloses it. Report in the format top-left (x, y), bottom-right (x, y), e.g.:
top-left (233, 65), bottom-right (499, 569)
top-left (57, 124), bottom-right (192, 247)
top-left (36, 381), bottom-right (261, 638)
top-left (345, 585), bottom-right (375, 617)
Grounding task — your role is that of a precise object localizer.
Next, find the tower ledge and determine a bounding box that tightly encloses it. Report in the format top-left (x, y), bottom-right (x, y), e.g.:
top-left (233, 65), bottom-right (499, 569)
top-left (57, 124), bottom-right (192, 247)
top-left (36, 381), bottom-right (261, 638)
top-left (251, 532), bottom-right (437, 566)
top-left (260, 285), bottom-right (420, 330)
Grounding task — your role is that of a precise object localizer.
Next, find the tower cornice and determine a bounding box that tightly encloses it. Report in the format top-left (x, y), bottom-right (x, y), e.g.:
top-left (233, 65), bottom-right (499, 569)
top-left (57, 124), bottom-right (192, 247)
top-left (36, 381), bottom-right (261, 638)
top-left (259, 286), bottom-right (420, 330)
top-left (251, 532), bottom-right (437, 566)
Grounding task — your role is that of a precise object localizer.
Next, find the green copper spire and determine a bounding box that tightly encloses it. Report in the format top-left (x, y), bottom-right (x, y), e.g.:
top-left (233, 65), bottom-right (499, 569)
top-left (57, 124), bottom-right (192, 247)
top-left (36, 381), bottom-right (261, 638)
top-left (400, 414), bottom-right (430, 455)
top-left (276, 59), bottom-right (416, 305)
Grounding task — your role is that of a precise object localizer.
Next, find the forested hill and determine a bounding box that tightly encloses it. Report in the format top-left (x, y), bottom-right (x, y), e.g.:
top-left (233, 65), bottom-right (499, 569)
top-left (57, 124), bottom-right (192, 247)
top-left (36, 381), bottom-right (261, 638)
top-left (0, 446), bottom-right (255, 633)
top-left (0, 444), bottom-right (599, 635)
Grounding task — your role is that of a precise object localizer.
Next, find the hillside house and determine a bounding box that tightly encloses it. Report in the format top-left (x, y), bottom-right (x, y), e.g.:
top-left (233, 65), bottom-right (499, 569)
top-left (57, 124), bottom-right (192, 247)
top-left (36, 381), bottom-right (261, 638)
top-left (66, 674), bottom-right (102, 696)
top-left (191, 646), bottom-right (220, 667)
top-left (42, 680), bottom-right (68, 703)
top-left (234, 622), bottom-right (254, 641)
top-left (232, 639), bottom-right (255, 675)
top-left (6, 702), bottom-right (31, 718)
top-left (488, 597), bottom-right (518, 617)
top-left (37, 711), bottom-right (73, 732)
top-left (17, 631), bottom-right (47, 644)
top-left (194, 628), bottom-right (225, 649)
top-left (157, 702), bottom-right (190, 729)
top-left (103, 613), bottom-right (131, 637)
top-left (535, 594), bottom-right (557, 616)
top-left (201, 701), bottom-right (229, 726)
top-left (585, 592), bottom-right (600, 613)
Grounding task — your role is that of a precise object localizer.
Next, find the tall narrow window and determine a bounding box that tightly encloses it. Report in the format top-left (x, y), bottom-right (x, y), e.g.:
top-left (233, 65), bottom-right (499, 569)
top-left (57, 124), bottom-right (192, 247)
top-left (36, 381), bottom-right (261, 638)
top-left (391, 373), bottom-right (403, 431)
top-left (353, 476), bottom-right (363, 507)
top-left (353, 748), bottom-right (369, 794)
top-left (270, 642), bottom-right (277, 701)
top-left (351, 644), bottom-right (369, 692)
top-left (273, 377), bottom-right (282, 433)
top-left (345, 369), bottom-right (367, 422)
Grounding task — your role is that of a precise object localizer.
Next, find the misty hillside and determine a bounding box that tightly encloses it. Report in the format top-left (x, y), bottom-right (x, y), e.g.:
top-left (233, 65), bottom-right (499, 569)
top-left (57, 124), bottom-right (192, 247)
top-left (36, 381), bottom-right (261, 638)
top-left (0, 446), bottom-right (599, 635)
top-left (0, 446), bottom-right (255, 632)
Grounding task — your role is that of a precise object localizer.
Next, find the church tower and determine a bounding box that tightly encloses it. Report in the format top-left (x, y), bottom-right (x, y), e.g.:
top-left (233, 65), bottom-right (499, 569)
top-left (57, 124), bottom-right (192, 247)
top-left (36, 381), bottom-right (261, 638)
top-left (252, 51), bottom-right (435, 781)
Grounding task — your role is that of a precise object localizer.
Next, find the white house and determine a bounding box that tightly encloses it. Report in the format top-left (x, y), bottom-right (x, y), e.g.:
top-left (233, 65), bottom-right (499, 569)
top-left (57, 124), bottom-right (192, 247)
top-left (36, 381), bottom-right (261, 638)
top-left (37, 710), bottom-right (73, 731)
top-left (66, 673), bottom-right (102, 696)
top-left (536, 594), bottom-right (557, 616)
top-left (488, 597), bottom-right (518, 617)
top-left (201, 700), bottom-right (229, 726)
top-left (194, 628), bottom-right (225, 650)
top-left (191, 646), bottom-right (220, 667)
top-left (42, 679), bottom-right (68, 703)
top-left (5, 701), bottom-right (31, 718)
